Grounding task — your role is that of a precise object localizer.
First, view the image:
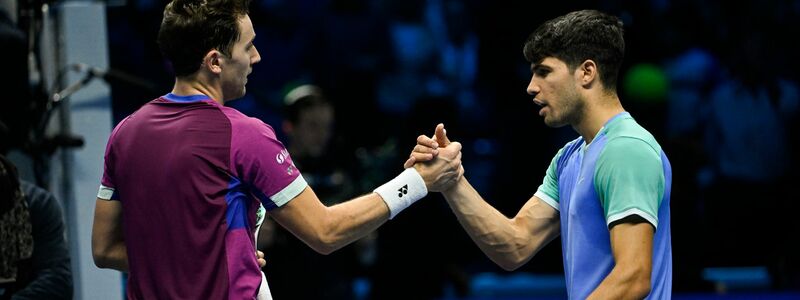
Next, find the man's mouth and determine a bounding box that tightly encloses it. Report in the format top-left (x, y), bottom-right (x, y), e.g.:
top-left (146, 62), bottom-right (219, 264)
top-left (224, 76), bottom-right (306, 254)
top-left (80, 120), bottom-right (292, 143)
top-left (533, 99), bottom-right (548, 116)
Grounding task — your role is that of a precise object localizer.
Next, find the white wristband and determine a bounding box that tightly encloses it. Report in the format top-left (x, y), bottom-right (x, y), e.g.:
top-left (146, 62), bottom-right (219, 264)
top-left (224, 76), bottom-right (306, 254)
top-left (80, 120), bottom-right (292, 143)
top-left (374, 168), bottom-right (428, 219)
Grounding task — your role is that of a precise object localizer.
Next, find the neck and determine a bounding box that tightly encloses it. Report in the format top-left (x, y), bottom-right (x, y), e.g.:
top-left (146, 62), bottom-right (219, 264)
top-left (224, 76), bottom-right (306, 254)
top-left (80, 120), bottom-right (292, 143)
top-left (572, 91), bottom-right (625, 144)
top-left (171, 75), bottom-right (224, 105)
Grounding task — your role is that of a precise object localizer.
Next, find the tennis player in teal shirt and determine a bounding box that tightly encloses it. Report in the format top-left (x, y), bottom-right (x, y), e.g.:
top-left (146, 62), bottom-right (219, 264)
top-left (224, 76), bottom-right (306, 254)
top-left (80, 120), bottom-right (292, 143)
top-left (407, 9), bottom-right (672, 299)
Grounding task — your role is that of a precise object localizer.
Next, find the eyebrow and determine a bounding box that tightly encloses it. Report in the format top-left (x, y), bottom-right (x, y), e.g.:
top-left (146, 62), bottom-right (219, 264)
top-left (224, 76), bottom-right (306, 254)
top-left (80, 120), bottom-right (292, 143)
top-left (244, 34), bottom-right (255, 46)
top-left (531, 64), bottom-right (552, 73)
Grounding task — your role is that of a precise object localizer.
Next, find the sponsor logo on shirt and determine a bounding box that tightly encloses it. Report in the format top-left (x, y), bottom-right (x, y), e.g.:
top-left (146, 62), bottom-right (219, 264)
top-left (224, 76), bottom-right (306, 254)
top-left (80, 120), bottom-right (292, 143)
top-left (276, 149), bottom-right (290, 164)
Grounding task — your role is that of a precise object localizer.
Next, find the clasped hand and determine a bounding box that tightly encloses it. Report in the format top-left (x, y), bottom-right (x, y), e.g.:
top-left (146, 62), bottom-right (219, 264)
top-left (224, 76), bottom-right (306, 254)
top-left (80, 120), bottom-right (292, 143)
top-left (404, 124), bottom-right (464, 192)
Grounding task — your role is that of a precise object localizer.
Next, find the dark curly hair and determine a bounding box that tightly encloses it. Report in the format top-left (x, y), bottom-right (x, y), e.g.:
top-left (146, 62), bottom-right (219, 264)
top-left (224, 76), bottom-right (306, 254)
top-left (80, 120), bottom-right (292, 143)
top-left (523, 10), bottom-right (625, 92)
top-left (157, 0), bottom-right (252, 77)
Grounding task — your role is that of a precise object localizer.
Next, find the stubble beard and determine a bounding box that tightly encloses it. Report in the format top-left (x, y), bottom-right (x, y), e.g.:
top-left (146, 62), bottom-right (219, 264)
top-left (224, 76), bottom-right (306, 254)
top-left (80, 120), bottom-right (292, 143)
top-left (544, 87), bottom-right (585, 128)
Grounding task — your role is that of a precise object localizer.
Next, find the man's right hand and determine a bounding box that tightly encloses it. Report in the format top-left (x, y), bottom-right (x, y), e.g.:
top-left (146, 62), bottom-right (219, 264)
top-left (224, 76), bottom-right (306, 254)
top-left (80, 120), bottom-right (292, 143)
top-left (404, 124), bottom-right (464, 192)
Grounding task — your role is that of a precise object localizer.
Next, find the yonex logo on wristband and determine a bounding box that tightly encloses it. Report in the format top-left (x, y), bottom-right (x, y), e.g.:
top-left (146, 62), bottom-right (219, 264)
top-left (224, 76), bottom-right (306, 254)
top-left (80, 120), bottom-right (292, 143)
top-left (375, 169), bottom-right (427, 219)
top-left (397, 185), bottom-right (408, 197)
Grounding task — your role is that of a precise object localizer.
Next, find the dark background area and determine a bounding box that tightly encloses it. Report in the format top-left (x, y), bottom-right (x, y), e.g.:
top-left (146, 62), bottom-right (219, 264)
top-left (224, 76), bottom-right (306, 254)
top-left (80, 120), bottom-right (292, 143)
top-left (4, 0), bottom-right (800, 298)
top-left (102, 0), bottom-right (800, 298)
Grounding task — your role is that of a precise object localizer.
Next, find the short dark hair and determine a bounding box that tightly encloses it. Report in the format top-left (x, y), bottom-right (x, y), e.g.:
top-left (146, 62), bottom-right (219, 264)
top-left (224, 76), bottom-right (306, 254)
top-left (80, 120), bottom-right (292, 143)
top-left (157, 0), bottom-right (251, 77)
top-left (283, 85), bottom-right (330, 124)
top-left (523, 10), bottom-right (625, 91)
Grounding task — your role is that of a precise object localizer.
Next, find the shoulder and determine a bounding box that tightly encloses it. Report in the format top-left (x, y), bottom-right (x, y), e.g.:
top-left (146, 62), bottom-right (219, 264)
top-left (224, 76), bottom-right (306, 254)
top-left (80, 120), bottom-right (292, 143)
top-left (107, 98), bottom-right (167, 140)
top-left (563, 136), bottom-right (583, 152)
top-left (596, 118), bottom-right (665, 174)
top-left (221, 107), bottom-right (286, 166)
top-left (21, 181), bottom-right (55, 205)
top-left (108, 115), bottom-right (133, 141)
top-left (556, 136), bottom-right (584, 159)
top-left (219, 106), bottom-right (278, 138)
top-left (20, 181), bottom-right (63, 221)
top-left (600, 136), bottom-right (661, 163)
top-left (603, 117), bottom-right (662, 155)
top-left (594, 135), bottom-right (665, 187)
top-left (220, 106), bottom-right (275, 132)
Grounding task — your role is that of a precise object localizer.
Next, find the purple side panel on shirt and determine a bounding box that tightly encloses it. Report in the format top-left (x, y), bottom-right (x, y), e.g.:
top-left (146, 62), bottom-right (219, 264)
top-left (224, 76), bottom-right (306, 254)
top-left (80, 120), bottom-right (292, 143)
top-left (226, 228), bottom-right (262, 299)
top-left (224, 176), bottom-right (262, 298)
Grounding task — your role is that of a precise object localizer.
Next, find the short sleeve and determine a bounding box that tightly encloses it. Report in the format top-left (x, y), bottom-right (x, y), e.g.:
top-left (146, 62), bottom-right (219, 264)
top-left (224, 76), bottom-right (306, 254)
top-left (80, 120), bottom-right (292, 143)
top-left (534, 147), bottom-right (564, 211)
top-left (231, 118), bottom-right (307, 210)
top-left (594, 137), bottom-right (664, 228)
top-left (98, 118), bottom-right (128, 201)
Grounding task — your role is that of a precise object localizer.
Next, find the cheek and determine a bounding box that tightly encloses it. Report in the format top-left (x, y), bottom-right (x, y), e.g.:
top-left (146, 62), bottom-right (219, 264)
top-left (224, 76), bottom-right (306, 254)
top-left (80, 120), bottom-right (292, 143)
top-left (542, 81), bottom-right (558, 96)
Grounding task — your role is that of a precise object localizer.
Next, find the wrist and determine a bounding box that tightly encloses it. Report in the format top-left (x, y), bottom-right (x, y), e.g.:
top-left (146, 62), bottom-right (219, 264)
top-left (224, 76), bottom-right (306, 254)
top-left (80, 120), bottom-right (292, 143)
top-left (442, 175), bottom-right (465, 196)
top-left (374, 168), bottom-right (428, 219)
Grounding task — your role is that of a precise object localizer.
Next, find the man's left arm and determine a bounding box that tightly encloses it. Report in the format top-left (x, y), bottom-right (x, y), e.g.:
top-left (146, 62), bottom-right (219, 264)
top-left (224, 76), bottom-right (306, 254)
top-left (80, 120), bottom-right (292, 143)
top-left (92, 198), bottom-right (128, 272)
top-left (589, 136), bottom-right (666, 299)
top-left (587, 221), bottom-right (653, 299)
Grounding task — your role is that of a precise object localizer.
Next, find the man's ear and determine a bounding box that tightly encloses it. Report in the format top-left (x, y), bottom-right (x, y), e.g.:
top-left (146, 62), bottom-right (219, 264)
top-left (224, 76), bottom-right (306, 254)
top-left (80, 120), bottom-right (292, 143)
top-left (576, 59), bottom-right (598, 88)
top-left (202, 50), bottom-right (224, 74)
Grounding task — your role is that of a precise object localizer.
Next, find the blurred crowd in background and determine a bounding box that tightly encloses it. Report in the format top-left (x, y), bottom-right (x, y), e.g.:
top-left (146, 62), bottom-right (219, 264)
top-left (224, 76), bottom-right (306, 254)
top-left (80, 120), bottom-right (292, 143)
top-left (3, 0), bottom-right (800, 299)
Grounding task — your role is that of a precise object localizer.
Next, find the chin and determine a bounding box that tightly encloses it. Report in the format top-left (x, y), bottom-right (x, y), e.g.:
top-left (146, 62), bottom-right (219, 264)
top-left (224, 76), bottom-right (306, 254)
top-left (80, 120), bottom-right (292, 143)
top-left (543, 117), bottom-right (568, 128)
top-left (234, 88), bottom-right (246, 99)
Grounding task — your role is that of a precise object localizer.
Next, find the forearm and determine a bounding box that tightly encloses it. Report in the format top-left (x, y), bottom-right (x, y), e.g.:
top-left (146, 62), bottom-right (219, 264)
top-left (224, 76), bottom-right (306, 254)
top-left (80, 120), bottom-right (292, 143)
top-left (317, 193), bottom-right (389, 253)
top-left (587, 265), bottom-right (651, 300)
top-left (442, 179), bottom-right (534, 270)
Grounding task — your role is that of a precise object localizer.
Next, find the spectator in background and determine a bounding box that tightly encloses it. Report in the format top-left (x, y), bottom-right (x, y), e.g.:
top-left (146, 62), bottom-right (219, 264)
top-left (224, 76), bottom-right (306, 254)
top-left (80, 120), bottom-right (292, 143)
top-left (427, 0), bottom-right (481, 121)
top-left (91, 1), bottom-right (463, 298)
top-left (259, 84), bottom-right (371, 299)
top-left (1, 154), bottom-right (73, 300)
top-left (280, 85), bottom-right (355, 203)
top-left (702, 24), bottom-right (799, 287)
top-left (661, 47), bottom-right (719, 292)
top-left (408, 10), bottom-right (673, 299)
top-left (376, 0), bottom-right (438, 119)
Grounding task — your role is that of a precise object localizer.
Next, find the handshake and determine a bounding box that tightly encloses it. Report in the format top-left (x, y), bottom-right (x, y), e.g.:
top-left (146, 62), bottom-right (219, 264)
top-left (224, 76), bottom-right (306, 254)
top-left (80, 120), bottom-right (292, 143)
top-left (403, 123), bottom-right (465, 193)
top-left (373, 123), bottom-right (465, 219)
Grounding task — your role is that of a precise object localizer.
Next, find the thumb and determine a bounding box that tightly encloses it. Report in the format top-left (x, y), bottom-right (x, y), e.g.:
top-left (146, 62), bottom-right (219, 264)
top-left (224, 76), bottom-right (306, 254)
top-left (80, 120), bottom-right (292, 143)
top-left (403, 155), bottom-right (416, 169)
top-left (434, 123), bottom-right (450, 147)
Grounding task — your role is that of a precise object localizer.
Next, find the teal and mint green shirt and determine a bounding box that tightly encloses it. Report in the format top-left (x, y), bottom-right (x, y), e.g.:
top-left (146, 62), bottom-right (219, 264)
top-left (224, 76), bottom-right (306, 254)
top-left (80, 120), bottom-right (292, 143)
top-left (534, 112), bottom-right (672, 299)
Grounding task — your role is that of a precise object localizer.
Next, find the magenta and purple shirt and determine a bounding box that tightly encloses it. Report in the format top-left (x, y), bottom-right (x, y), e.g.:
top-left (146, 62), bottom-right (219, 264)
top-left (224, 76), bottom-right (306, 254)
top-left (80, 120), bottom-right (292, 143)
top-left (97, 93), bottom-right (307, 300)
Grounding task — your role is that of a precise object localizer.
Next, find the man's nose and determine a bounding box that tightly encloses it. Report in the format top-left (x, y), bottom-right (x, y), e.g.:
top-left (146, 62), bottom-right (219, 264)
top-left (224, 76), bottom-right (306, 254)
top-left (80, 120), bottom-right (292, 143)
top-left (252, 47), bottom-right (261, 64)
top-left (527, 80), bottom-right (540, 96)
